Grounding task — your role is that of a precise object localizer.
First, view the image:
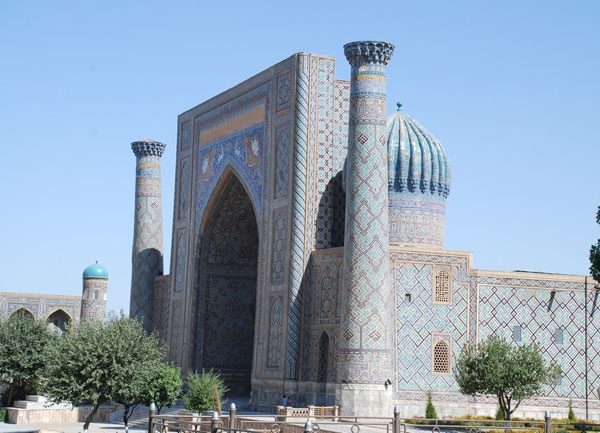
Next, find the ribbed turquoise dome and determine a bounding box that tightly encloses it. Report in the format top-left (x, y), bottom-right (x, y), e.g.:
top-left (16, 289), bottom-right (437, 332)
top-left (387, 104), bottom-right (451, 198)
top-left (82, 262), bottom-right (108, 279)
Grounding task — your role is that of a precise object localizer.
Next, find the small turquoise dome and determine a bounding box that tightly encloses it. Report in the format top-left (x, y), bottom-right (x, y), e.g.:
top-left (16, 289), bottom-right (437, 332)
top-left (82, 262), bottom-right (108, 279)
top-left (387, 104), bottom-right (451, 198)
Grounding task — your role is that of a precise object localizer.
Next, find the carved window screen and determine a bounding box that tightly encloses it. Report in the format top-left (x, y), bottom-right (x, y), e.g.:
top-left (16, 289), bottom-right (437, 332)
top-left (432, 334), bottom-right (451, 374)
top-left (433, 265), bottom-right (452, 304)
top-left (317, 332), bottom-right (329, 383)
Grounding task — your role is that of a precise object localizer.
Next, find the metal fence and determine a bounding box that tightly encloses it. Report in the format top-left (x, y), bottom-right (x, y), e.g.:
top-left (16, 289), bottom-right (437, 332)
top-left (149, 404), bottom-right (580, 433)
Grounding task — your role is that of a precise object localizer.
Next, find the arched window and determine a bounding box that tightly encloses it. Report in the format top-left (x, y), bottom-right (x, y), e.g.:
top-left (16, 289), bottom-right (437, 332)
top-left (432, 334), bottom-right (451, 374)
top-left (317, 332), bottom-right (329, 383)
top-left (433, 266), bottom-right (451, 304)
top-left (267, 297), bottom-right (283, 368)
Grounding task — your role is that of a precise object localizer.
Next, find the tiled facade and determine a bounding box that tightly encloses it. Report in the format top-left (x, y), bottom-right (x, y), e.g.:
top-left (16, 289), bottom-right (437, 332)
top-left (133, 41), bottom-right (598, 418)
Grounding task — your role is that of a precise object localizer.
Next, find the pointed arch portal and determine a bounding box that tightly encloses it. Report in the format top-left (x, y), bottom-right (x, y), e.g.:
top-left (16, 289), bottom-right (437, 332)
top-left (47, 309), bottom-right (71, 334)
top-left (195, 172), bottom-right (258, 396)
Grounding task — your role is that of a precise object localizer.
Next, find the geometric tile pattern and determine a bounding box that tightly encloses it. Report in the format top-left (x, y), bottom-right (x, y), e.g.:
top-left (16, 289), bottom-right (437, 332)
top-left (286, 54), bottom-right (310, 379)
top-left (130, 141), bottom-right (165, 333)
top-left (478, 281), bottom-right (599, 400)
top-left (271, 210), bottom-right (286, 283)
top-left (338, 42), bottom-right (394, 383)
top-left (274, 126), bottom-right (290, 199)
top-left (314, 57), bottom-right (335, 249)
top-left (276, 72), bottom-right (291, 113)
top-left (267, 296), bottom-right (283, 368)
top-left (318, 331), bottom-right (330, 382)
top-left (0, 293), bottom-right (81, 323)
top-left (199, 175), bottom-right (258, 374)
top-left (394, 259), bottom-right (468, 392)
top-left (178, 158), bottom-right (191, 219)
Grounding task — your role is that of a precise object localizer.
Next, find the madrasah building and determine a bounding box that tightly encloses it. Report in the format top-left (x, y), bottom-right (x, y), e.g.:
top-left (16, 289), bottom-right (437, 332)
top-left (127, 41), bottom-right (599, 418)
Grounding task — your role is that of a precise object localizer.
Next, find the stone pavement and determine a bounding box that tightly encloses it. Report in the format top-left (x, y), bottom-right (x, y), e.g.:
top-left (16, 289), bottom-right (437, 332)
top-left (0, 421), bottom-right (146, 433)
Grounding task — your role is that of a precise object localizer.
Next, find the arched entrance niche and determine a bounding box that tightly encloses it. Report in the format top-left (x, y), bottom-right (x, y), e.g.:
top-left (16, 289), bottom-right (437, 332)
top-left (195, 170), bottom-right (258, 396)
top-left (47, 309), bottom-right (71, 334)
top-left (10, 308), bottom-right (35, 320)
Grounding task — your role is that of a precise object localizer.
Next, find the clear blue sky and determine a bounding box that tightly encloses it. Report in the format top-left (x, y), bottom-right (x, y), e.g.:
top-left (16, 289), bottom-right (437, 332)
top-left (1, 1), bottom-right (598, 315)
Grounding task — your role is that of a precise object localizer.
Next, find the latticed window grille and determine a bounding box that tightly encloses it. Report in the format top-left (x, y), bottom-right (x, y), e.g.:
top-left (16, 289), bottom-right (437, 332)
top-left (554, 328), bottom-right (564, 345)
top-left (433, 266), bottom-right (451, 304)
top-left (513, 326), bottom-right (522, 342)
top-left (432, 336), bottom-right (451, 374)
top-left (317, 332), bottom-right (329, 383)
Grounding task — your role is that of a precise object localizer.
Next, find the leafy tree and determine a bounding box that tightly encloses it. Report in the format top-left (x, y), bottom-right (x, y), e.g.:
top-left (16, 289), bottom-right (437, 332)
top-left (143, 362), bottom-right (183, 414)
top-left (589, 206), bottom-right (600, 283)
top-left (425, 390), bottom-right (437, 419)
top-left (0, 310), bottom-right (56, 407)
top-left (568, 399), bottom-right (576, 421)
top-left (454, 334), bottom-right (561, 420)
top-left (183, 369), bottom-right (229, 413)
top-left (43, 313), bottom-right (165, 430)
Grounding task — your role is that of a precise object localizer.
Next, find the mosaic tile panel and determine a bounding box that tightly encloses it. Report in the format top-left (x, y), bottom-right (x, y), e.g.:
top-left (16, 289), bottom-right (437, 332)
top-left (178, 158), bottom-right (191, 219)
top-left (339, 43), bottom-right (394, 383)
top-left (196, 122), bottom-right (264, 220)
top-left (270, 210), bottom-right (287, 283)
top-left (394, 261), bottom-right (468, 392)
top-left (267, 296), bottom-right (283, 368)
top-left (478, 281), bottom-right (599, 400)
top-left (287, 54), bottom-right (310, 379)
top-left (274, 125), bottom-right (290, 199)
top-left (130, 142), bottom-right (165, 332)
top-left (199, 175), bottom-right (258, 373)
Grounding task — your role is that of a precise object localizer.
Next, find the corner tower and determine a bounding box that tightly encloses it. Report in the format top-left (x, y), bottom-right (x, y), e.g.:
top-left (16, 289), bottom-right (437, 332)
top-left (130, 139), bottom-right (166, 332)
top-left (338, 41), bottom-right (394, 416)
top-left (80, 262), bottom-right (108, 322)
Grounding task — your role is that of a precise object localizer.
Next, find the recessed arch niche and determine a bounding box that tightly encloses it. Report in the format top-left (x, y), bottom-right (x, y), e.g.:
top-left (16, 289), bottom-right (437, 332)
top-left (194, 170), bottom-right (259, 396)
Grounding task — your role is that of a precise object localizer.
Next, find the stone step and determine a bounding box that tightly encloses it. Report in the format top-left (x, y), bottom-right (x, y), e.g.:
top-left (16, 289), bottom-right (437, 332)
top-left (13, 399), bottom-right (72, 409)
top-left (25, 395), bottom-right (47, 403)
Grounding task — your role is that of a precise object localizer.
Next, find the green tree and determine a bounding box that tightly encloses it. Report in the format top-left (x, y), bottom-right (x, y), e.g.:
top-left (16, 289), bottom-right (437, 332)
top-left (589, 206), bottom-right (600, 283)
top-left (454, 334), bottom-right (561, 420)
top-left (43, 313), bottom-right (165, 430)
top-left (183, 369), bottom-right (229, 413)
top-left (0, 310), bottom-right (56, 407)
top-left (143, 362), bottom-right (183, 414)
top-left (425, 390), bottom-right (437, 419)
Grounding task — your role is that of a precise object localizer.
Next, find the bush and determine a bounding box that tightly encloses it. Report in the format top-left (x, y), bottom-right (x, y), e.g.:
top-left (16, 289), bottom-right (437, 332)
top-left (183, 369), bottom-right (229, 413)
top-left (425, 391), bottom-right (437, 419)
top-left (496, 406), bottom-right (504, 420)
top-left (568, 399), bottom-right (576, 421)
top-left (0, 408), bottom-right (5, 422)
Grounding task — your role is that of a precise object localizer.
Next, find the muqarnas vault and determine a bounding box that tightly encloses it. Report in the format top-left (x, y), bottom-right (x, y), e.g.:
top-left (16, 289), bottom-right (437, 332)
top-left (129, 41), bottom-right (600, 418)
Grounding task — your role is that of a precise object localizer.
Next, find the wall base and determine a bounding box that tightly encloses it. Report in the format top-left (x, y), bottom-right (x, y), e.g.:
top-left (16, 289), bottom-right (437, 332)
top-left (336, 384), bottom-right (393, 417)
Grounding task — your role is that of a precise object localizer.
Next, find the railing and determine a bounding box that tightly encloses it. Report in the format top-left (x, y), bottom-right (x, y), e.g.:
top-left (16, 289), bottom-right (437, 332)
top-left (148, 404), bottom-right (562, 433)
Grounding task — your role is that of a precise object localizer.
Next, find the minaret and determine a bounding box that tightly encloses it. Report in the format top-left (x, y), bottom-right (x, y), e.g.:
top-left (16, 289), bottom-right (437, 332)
top-left (81, 262), bottom-right (108, 322)
top-left (337, 41), bottom-right (395, 416)
top-left (130, 140), bottom-right (166, 333)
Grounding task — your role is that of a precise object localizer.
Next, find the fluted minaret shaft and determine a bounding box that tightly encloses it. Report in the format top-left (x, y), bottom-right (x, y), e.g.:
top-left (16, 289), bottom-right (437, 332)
top-left (130, 140), bottom-right (166, 332)
top-left (339, 41), bottom-right (394, 392)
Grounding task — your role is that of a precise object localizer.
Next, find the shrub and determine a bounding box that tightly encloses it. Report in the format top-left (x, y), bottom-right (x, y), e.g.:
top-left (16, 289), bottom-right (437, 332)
top-left (425, 391), bottom-right (437, 419)
top-left (496, 406), bottom-right (504, 420)
top-left (183, 369), bottom-right (229, 413)
top-left (0, 408), bottom-right (6, 422)
top-left (568, 399), bottom-right (576, 421)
